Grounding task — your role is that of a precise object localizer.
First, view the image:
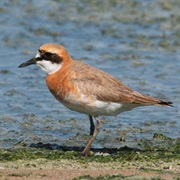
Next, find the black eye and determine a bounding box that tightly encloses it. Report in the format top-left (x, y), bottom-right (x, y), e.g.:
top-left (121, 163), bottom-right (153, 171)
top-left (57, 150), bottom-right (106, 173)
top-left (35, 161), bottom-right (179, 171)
top-left (39, 50), bottom-right (52, 60)
top-left (38, 50), bottom-right (62, 63)
top-left (43, 52), bottom-right (52, 60)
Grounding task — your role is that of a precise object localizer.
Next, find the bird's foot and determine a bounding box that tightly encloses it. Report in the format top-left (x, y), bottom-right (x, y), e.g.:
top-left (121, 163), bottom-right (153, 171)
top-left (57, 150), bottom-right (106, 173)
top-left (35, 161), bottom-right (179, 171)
top-left (82, 147), bottom-right (90, 156)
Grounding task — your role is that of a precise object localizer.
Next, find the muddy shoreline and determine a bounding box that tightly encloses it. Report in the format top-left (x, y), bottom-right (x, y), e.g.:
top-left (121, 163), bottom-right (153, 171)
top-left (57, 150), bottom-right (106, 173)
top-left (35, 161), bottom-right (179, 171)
top-left (0, 135), bottom-right (179, 179)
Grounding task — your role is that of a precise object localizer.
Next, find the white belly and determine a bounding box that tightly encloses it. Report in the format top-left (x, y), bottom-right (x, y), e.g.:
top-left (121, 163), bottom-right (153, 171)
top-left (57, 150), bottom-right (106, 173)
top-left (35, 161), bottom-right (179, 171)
top-left (61, 98), bottom-right (140, 116)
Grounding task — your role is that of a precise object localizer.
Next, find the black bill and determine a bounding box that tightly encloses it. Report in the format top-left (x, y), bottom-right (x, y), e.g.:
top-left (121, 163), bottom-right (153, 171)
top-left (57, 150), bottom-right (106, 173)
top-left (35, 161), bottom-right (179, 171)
top-left (18, 57), bottom-right (37, 68)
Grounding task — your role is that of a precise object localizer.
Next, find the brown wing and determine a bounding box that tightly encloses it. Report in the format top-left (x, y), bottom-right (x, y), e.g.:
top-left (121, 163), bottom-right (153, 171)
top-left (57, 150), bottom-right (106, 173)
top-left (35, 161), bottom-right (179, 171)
top-left (68, 61), bottom-right (138, 103)
top-left (68, 61), bottom-right (172, 106)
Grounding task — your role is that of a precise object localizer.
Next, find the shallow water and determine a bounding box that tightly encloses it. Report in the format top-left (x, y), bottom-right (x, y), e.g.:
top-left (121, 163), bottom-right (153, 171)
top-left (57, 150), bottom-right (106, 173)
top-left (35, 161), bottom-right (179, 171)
top-left (0, 0), bottom-right (179, 149)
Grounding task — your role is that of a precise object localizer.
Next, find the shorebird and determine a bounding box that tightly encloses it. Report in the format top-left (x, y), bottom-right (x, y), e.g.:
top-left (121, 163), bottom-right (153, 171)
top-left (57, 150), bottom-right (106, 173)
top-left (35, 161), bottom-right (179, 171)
top-left (19, 43), bottom-right (173, 156)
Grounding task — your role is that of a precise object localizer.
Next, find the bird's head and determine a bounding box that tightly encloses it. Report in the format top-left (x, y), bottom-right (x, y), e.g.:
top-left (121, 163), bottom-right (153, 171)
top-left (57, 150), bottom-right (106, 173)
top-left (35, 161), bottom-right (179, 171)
top-left (19, 43), bottom-right (71, 74)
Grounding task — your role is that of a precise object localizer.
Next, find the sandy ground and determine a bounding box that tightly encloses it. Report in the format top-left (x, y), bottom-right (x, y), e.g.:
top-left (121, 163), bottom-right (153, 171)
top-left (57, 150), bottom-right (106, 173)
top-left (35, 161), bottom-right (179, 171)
top-left (0, 159), bottom-right (179, 180)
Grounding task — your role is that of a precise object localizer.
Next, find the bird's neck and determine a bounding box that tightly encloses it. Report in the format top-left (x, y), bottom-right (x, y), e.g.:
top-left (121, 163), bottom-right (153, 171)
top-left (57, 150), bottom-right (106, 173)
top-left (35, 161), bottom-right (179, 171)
top-left (46, 60), bottom-right (73, 101)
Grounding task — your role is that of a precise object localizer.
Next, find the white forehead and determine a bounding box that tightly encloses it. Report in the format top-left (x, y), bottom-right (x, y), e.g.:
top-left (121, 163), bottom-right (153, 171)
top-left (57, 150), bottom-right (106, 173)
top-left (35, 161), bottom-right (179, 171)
top-left (35, 52), bottom-right (40, 58)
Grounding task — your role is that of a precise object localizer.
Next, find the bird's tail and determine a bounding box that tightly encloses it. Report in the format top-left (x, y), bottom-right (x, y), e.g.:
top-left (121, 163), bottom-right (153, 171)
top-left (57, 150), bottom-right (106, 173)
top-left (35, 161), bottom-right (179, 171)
top-left (157, 100), bottom-right (173, 107)
top-left (132, 91), bottom-right (173, 107)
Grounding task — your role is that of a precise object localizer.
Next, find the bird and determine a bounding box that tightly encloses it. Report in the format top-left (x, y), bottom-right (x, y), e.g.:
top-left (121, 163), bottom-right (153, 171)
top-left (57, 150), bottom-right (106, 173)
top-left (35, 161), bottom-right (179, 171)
top-left (19, 43), bottom-right (173, 156)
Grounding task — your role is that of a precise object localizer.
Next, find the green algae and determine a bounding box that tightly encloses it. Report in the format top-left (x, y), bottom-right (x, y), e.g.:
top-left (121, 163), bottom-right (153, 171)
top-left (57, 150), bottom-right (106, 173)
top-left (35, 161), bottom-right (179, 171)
top-left (0, 135), bottom-right (179, 179)
top-left (73, 175), bottom-right (180, 180)
top-left (73, 174), bottom-right (125, 180)
top-left (0, 134), bottom-right (179, 163)
top-left (7, 172), bottom-right (47, 178)
top-left (0, 148), bottom-right (79, 162)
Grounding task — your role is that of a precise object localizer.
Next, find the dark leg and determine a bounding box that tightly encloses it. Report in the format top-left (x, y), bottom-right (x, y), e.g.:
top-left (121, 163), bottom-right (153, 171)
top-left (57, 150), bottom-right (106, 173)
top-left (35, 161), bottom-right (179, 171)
top-left (88, 115), bottom-right (95, 136)
top-left (82, 116), bottom-right (102, 156)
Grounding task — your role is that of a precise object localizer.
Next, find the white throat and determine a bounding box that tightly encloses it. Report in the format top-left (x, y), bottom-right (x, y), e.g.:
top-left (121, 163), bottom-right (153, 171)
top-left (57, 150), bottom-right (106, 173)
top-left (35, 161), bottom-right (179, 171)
top-left (35, 53), bottom-right (62, 74)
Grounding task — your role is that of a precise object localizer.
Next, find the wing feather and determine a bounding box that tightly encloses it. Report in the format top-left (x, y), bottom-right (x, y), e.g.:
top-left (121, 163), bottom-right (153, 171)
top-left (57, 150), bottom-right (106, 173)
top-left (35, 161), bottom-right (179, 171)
top-left (69, 61), bottom-right (136, 103)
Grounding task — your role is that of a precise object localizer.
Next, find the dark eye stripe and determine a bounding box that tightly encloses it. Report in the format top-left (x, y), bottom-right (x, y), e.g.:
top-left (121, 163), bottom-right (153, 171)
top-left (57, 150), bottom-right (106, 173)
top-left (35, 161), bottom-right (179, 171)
top-left (38, 50), bottom-right (62, 63)
top-left (42, 52), bottom-right (52, 60)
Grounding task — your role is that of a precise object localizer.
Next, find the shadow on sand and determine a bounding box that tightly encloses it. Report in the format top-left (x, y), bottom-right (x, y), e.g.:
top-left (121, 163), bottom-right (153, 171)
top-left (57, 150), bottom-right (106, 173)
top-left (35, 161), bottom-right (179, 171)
top-left (30, 142), bottom-right (141, 154)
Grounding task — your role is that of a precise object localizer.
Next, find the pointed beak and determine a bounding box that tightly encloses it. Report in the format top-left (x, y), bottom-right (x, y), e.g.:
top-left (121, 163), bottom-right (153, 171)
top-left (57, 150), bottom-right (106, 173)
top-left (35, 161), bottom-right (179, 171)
top-left (18, 57), bottom-right (37, 68)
